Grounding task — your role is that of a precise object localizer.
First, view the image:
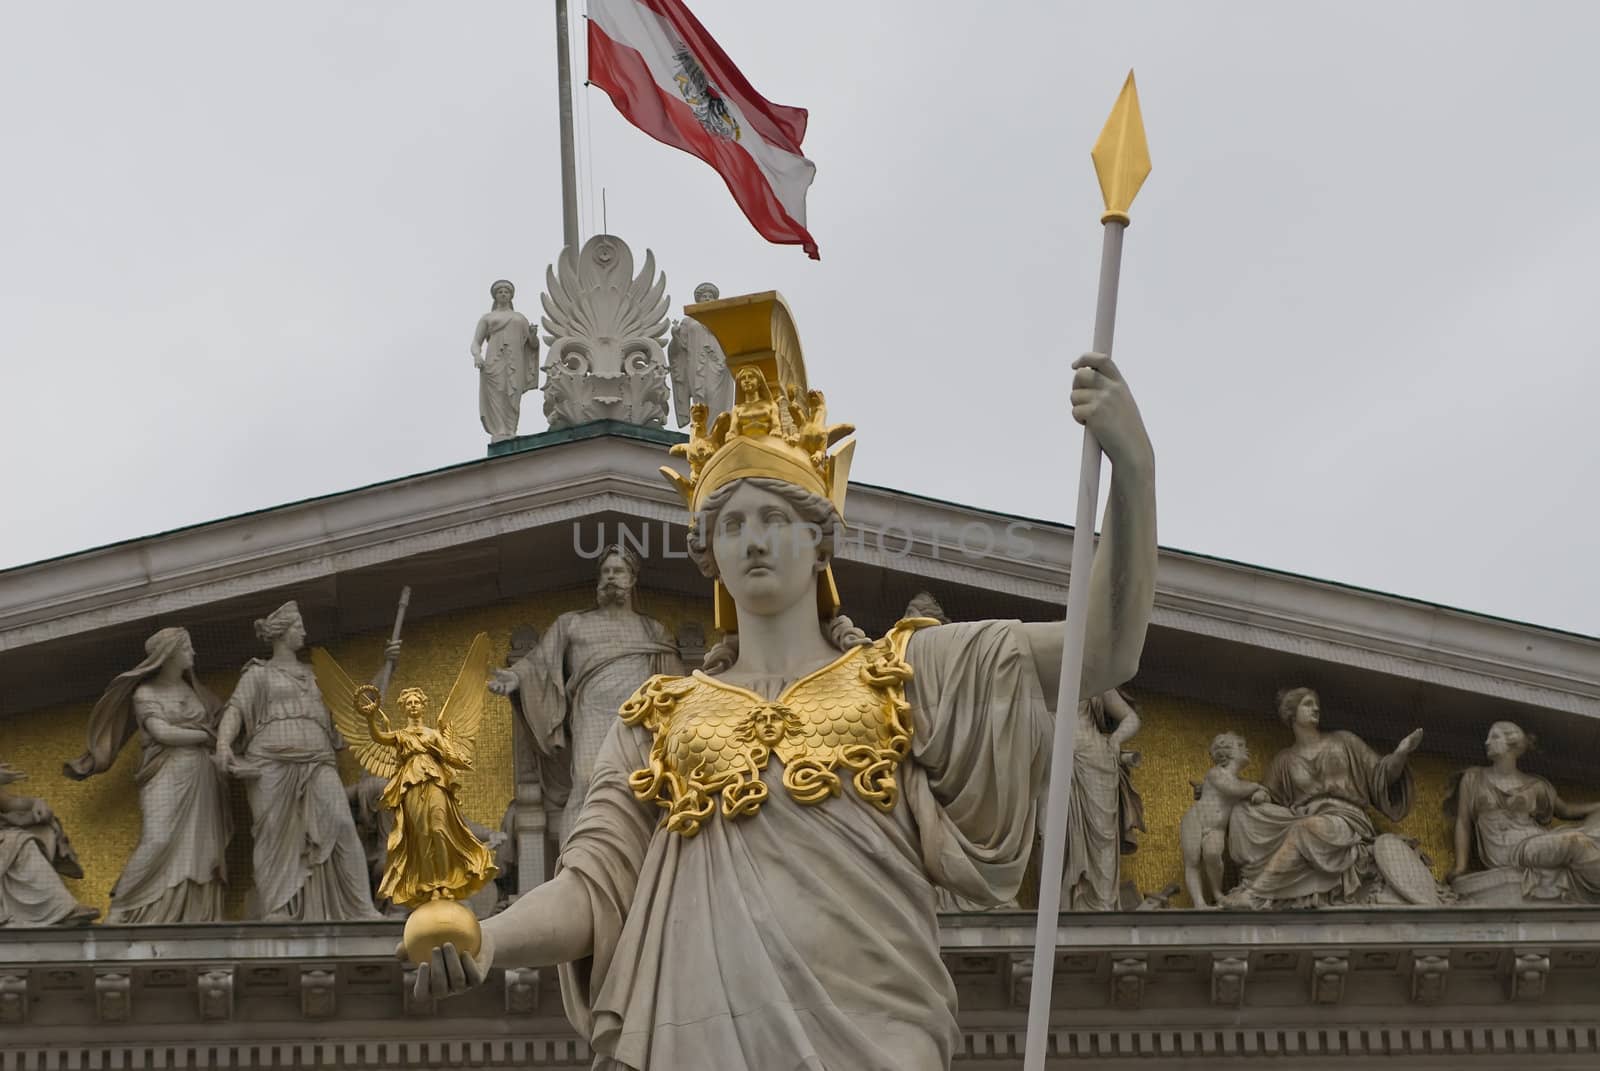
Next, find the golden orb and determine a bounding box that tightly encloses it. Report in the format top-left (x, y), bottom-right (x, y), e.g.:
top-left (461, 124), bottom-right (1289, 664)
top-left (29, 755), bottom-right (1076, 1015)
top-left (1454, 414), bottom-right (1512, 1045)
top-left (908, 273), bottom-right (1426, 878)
top-left (403, 899), bottom-right (482, 966)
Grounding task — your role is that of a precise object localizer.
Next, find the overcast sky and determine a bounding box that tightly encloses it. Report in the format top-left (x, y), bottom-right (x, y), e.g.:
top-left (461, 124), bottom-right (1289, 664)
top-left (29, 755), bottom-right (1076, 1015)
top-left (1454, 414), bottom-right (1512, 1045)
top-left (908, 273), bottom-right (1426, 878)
top-left (1, 2), bottom-right (1595, 637)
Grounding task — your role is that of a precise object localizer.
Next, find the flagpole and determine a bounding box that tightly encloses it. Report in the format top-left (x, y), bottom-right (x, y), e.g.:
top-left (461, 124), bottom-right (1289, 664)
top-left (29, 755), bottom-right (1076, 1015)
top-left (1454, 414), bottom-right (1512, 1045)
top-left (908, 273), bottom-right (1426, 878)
top-left (1023, 71), bottom-right (1150, 1071)
top-left (555, 0), bottom-right (581, 253)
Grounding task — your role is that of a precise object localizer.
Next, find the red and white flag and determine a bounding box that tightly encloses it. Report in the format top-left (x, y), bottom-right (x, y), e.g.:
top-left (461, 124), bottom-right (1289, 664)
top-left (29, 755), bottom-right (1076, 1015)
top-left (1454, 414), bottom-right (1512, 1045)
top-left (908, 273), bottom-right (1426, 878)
top-left (587, 0), bottom-right (819, 259)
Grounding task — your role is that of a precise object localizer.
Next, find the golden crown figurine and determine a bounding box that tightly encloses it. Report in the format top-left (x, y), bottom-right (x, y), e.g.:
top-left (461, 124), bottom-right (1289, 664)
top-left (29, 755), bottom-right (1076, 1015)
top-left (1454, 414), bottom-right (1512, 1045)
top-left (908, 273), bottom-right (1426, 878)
top-left (662, 291), bottom-right (856, 632)
top-left (311, 633), bottom-right (497, 963)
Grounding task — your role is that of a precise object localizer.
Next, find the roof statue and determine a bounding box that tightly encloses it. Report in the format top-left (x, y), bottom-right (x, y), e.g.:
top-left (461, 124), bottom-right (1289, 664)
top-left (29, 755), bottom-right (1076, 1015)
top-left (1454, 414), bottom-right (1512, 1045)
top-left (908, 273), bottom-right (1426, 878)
top-left (311, 633), bottom-right (498, 964)
top-left (471, 280), bottom-right (540, 444)
top-left (406, 289), bottom-right (1162, 1071)
top-left (538, 234), bottom-right (672, 430)
top-left (666, 282), bottom-right (736, 426)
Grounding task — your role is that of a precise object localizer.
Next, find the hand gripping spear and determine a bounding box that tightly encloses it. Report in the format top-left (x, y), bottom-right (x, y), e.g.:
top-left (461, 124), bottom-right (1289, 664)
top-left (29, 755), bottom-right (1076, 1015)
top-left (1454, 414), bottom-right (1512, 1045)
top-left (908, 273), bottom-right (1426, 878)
top-left (1023, 72), bottom-right (1151, 1071)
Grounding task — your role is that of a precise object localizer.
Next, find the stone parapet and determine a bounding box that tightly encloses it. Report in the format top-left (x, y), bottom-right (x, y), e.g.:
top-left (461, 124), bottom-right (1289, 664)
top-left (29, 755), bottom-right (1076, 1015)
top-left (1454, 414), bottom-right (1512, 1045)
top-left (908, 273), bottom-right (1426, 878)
top-left (3, 910), bottom-right (1600, 1067)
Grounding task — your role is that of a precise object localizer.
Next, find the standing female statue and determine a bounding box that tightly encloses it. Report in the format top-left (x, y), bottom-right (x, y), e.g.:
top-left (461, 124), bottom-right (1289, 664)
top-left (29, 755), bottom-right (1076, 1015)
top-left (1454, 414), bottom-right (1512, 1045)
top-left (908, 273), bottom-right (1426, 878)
top-left (1224, 687), bottom-right (1425, 908)
top-left (1063, 688), bottom-right (1146, 910)
top-left (409, 335), bottom-right (1158, 1071)
top-left (471, 279), bottom-right (540, 443)
top-left (0, 762), bottom-right (98, 927)
top-left (65, 627), bottom-right (230, 923)
top-left (1446, 721), bottom-right (1600, 903)
top-left (214, 601), bottom-right (380, 922)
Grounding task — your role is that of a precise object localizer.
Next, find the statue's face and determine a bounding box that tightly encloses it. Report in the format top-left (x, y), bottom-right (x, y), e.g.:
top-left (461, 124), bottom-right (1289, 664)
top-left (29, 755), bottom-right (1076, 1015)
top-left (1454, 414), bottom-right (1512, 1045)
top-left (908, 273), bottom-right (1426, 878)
top-left (694, 283), bottom-right (719, 303)
top-left (597, 553), bottom-right (636, 604)
top-left (492, 283), bottom-right (513, 303)
top-left (1228, 738), bottom-right (1249, 765)
top-left (711, 482), bottom-right (821, 618)
top-left (1485, 721), bottom-right (1526, 759)
top-left (1292, 693), bottom-right (1320, 729)
top-left (400, 692), bottom-right (428, 722)
top-left (174, 636), bottom-right (195, 672)
top-left (281, 617), bottom-right (307, 652)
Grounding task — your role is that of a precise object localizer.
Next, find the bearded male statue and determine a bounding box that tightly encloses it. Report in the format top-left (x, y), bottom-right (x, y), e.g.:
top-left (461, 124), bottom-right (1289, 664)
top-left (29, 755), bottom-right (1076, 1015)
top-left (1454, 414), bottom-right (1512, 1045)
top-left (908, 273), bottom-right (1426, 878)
top-left (490, 546), bottom-right (685, 844)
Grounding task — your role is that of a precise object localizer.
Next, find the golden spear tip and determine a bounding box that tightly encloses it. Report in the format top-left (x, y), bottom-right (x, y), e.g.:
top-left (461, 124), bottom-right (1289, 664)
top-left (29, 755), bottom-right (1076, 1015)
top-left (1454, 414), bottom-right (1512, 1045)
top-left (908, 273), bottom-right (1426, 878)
top-left (1091, 69), bottom-right (1152, 226)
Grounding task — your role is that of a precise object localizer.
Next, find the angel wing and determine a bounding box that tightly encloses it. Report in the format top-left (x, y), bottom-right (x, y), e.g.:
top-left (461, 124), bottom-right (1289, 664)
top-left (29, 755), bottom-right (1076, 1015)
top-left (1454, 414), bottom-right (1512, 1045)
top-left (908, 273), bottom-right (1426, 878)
top-left (309, 647), bottom-right (399, 780)
top-left (436, 632), bottom-right (495, 767)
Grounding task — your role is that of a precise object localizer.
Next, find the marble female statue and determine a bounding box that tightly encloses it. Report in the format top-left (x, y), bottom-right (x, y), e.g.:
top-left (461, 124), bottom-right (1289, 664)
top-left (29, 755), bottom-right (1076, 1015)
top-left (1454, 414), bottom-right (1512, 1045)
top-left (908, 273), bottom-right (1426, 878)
top-left (214, 601), bottom-right (381, 922)
top-left (1445, 720), bottom-right (1600, 904)
top-left (409, 332), bottom-right (1158, 1071)
top-left (0, 762), bottom-right (98, 927)
top-left (1063, 688), bottom-right (1146, 910)
top-left (471, 279), bottom-right (539, 443)
top-left (1223, 687), bottom-right (1425, 908)
top-left (64, 627), bottom-right (230, 923)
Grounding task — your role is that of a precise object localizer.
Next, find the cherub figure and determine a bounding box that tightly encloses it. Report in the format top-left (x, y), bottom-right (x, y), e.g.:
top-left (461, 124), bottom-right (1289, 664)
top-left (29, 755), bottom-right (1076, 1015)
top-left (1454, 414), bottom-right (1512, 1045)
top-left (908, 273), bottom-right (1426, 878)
top-left (1179, 732), bottom-right (1268, 909)
top-left (311, 635), bottom-right (497, 907)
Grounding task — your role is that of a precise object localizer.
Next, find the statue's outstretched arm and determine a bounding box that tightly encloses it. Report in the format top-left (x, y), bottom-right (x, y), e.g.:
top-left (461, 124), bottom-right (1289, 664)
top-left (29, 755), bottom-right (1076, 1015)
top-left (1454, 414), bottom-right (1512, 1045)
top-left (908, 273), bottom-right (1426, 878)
top-left (1022, 352), bottom-right (1157, 704)
top-left (362, 702), bottom-right (399, 747)
top-left (1553, 793), bottom-right (1600, 821)
top-left (411, 870), bottom-right (595, 1001)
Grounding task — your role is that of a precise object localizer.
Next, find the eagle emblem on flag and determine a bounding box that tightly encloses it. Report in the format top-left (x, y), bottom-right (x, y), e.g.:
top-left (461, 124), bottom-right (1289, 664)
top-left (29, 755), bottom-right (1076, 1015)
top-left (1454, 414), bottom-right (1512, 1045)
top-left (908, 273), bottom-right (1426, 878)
top-left (672, 43), bottom-right (741, 141)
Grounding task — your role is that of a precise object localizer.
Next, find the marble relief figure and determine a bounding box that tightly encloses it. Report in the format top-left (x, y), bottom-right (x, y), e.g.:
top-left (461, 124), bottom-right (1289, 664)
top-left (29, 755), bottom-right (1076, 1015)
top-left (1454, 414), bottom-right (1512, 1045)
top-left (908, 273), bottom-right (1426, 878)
top-left (0, 761), bottom-right (98, 927)
top-left (411, 333), bottom-right (1158, 1071)
top-left (471, 279), bottom-right (540, 443)
top-left (1062, 688), bottom-right (1146, 911)
top-left (64, 627), bottom-right (230, 923)
top-left (1446, 721), bottom-right (1600, 905)
top-left (214, 601), bottom-right (381, 922)
top-left (489, 546), bottom-right (683, 845)
top-left (1180, 732), bottom-right (1267, 909)
top-left (1222, 687), bottom-right (1436, 908)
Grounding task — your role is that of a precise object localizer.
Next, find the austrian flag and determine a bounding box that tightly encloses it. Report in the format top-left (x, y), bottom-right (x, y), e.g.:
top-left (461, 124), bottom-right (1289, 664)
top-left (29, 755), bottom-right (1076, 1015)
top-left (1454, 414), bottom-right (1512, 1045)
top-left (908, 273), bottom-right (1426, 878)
top-left (588, 0), bottom-right (819, 258)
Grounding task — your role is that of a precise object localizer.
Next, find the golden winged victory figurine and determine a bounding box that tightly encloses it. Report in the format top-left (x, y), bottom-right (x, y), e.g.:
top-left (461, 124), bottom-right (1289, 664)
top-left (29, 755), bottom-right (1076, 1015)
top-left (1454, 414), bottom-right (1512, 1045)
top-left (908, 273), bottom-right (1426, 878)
top-left (311, 633), bottom-right (497, 961)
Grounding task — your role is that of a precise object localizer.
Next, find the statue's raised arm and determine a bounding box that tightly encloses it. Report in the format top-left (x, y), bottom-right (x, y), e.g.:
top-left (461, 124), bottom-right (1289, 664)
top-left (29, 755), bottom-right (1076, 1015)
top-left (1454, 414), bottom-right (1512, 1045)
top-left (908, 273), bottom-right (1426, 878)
top-left (1019, 351), bottom-right (1157, 706)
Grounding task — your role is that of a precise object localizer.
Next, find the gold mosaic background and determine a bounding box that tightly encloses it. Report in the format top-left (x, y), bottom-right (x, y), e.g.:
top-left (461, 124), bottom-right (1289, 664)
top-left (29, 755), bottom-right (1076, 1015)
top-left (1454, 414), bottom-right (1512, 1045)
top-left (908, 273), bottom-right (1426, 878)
top-left (5, 595), bottom-right (1586, 916)
top-left (3, 586), bottom-right (715, 918)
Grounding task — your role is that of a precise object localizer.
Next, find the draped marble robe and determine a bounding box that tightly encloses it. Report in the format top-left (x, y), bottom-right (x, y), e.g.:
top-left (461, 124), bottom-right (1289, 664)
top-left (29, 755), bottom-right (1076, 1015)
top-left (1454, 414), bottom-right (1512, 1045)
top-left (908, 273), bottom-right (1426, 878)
top-left (475, 306), bottom-right (539, 443)
top-left (1062, 693), bottom-right (1145, 911)
top-left (508, 608), bottom-right (682, 843)
top-left (1227, 730), bottom-right (1413, 906)
top-left (0, 780), bottom-right (98, 927)
top-left (108, 689), bottom-right (231, 922)
top-left (551, 619), bottom-right (1050, 1071)
top-left (1448, 767), bottom-right (1600, 903)
top-left (224, 660), bottom-right (381, 921)
top-left (64, 629), bottom-right (230, 923)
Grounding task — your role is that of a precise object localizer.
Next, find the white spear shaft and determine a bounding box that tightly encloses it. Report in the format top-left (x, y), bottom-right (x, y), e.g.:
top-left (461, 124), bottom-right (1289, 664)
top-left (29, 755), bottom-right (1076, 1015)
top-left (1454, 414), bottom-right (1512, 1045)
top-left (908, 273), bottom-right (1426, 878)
top-left (1023, 72), bottom-right (1148, 1071)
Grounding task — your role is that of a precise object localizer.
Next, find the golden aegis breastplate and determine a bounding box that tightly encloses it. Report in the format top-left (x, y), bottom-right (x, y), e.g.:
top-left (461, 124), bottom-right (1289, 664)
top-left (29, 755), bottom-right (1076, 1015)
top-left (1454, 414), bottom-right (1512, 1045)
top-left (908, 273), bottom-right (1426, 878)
top-left (620, 620), bottom-right (930, 837)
